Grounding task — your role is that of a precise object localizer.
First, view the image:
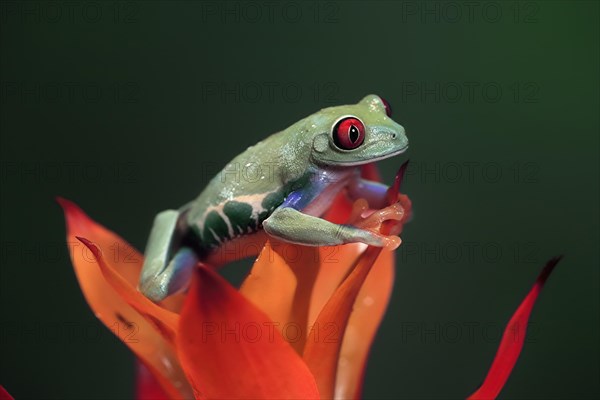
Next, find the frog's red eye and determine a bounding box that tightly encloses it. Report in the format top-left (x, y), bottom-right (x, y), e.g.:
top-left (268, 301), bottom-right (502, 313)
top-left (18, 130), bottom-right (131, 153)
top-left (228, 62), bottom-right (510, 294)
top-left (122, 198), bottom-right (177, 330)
top-left (333, 117), bottom-right (365, 150)
top-left (381, 97), bottom-right (392, 117)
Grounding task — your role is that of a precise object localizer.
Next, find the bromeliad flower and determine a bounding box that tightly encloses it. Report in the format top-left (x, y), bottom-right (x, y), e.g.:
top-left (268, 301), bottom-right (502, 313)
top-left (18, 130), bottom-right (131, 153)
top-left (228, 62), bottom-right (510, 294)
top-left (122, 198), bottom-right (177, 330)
top-left (56, 163), bottom-right (560, 399)
top-left (57, 163), bottom-right (409, 399)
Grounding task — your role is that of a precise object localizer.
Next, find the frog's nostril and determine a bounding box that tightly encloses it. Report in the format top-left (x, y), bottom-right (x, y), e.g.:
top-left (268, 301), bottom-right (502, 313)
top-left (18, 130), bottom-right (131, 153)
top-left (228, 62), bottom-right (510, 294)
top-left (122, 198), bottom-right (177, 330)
top-left (392, 133), bottom-right (397, 139)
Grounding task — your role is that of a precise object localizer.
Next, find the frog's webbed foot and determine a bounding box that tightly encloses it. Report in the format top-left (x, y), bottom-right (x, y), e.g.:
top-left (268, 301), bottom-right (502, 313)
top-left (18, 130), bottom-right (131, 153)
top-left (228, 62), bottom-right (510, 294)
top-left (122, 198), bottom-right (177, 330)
top-left (345, 198), bottom-right (406, 250)
top-left (138, 210), bottom-right (199, 302)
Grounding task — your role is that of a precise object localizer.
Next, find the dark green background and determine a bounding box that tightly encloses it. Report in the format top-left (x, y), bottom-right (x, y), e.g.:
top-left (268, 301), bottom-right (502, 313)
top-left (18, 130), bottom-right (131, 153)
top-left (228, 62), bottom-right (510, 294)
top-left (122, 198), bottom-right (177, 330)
top-left (1, 1), bottom-right (598, 399)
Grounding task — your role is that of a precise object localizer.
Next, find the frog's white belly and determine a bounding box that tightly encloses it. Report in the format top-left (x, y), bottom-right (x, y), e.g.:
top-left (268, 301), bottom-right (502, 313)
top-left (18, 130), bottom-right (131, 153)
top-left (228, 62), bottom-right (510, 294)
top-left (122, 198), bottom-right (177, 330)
top-left (302, 173), bottom-right (353, 217)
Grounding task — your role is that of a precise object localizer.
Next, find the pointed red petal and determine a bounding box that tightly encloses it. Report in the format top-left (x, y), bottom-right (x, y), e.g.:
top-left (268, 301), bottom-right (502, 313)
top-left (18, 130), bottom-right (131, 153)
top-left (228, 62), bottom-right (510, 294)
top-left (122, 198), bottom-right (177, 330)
top-left (177, 266), bottom-right (320, 399)
top-left (57, 196), bottom-right (143, 285)
top-left (468, 257), bottom-right (563, 400)
top-left (385, 160), bottom-right (409, 207)
top-left (0, 386), bottom-right (14, 400)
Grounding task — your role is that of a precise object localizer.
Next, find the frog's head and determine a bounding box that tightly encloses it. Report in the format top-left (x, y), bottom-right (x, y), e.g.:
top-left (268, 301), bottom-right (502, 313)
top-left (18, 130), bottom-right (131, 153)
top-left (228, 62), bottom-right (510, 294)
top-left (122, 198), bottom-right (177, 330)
top-left (307, 94), bottom-right (408, 167)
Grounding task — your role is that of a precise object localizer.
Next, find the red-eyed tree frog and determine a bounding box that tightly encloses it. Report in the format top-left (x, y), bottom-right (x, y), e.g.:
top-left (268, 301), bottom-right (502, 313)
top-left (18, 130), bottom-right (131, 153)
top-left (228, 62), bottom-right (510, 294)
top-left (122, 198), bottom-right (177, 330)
top-left (139, 95), bottom-right (409, 302)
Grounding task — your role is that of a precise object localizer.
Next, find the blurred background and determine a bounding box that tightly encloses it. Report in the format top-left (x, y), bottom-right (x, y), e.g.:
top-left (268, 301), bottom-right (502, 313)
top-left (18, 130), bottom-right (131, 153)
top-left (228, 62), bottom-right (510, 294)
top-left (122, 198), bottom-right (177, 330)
top-left (1, 1), bottom-right (598, 398)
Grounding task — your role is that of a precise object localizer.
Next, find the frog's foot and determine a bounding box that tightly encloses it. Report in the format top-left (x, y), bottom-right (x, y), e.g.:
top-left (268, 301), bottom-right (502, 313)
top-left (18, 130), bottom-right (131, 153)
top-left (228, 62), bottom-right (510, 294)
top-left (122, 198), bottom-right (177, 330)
top-left (138, 209), bottom-right (198, 302)
top-left (346, 199), bottom-right (405, 250)
top-left (139, 246), bottom-right (198, 302)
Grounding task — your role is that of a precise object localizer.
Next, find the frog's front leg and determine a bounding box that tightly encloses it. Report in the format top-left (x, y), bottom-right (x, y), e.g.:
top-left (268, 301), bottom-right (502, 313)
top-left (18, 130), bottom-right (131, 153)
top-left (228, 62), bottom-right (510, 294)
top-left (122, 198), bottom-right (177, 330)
top-left (262, 190), bottom-right (399, 249)
top-left (138, 210), bottom-right (199, 302)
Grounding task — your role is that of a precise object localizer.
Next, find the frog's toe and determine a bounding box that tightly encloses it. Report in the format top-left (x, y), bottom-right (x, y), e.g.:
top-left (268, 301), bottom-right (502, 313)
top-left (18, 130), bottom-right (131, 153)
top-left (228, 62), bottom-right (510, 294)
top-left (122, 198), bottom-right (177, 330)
top-left (353, 228), bottom-right (401, 250)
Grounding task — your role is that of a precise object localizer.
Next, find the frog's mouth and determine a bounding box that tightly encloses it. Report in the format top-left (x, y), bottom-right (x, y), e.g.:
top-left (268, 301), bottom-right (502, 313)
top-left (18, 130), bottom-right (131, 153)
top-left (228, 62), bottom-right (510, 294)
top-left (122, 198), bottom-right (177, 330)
top-left (330, 144), bottom-right (409, 167)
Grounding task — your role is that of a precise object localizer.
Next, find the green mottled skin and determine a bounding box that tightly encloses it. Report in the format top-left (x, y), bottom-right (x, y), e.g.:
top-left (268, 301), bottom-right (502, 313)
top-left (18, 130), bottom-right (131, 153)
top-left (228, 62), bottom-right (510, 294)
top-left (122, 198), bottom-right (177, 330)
top-left (181, 94), bottom-right (409, 254)
top-left (188, 171), bottom-right (311, 252)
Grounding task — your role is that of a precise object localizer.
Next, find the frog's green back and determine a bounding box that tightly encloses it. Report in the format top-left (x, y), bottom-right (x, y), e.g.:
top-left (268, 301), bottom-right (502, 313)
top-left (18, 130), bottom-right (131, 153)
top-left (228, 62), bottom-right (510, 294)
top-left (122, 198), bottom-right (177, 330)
top-left (185, 121), bottom-right (314, 252)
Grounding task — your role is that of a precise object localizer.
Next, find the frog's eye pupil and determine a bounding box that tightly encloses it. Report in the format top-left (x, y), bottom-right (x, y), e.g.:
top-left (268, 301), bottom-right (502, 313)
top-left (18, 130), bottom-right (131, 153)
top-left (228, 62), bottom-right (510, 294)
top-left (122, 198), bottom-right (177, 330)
top-left (381, 97), bottom-right (392, 117)
top-left (349, 126), bottom-right (359, 143)
top-left (333, 117), bottom-right (365, 150)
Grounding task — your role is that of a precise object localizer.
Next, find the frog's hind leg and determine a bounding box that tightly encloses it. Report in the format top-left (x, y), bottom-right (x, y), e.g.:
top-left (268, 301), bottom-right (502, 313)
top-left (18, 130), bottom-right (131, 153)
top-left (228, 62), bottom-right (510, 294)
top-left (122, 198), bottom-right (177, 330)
top-left (140, 246), bottom-right (198, 302)
top-left (138, 210), bottom-right (199, 302)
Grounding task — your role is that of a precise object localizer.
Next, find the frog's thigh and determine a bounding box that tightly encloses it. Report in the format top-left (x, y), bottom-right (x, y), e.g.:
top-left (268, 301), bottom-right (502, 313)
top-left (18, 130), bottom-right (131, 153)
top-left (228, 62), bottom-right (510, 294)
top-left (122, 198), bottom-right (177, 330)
top-left (262, 206), bottom-right (383, 247)
top-left (347, 178), bottom-right (389, 209)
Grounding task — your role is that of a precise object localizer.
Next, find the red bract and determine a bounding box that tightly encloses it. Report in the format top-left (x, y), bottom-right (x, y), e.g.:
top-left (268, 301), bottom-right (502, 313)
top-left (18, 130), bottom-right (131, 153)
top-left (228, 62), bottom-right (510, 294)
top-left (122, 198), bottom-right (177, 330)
top-left (468, 257), bottom-right (562, 399)
top-left (54, 163), bottom-right (560, 400)
top-left (0, 386), bottom-right (14, 400)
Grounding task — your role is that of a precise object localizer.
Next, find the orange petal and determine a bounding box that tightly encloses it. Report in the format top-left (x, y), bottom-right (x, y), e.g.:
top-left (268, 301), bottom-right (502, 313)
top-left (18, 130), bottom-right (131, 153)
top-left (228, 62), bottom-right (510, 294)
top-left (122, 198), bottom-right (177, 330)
top-left (307, 243), bottom-right (365, 330)
top-left (177, 266), bottom-right (320, 399)
top-left (77, 237), bottom-right (179, 344)
top-left (468, 257), bottom-right (562, 400)
top-left (239, 239), bottom-right (321, 353)
top-left (137, 361), bottom-right (171, 400)
top-left (303, 246), bottom-right (384, 398)
top-left (311, 193), bottom-right (366, 326)
top-left (58, 198), bottom-right (192, 399)
top-left (310, 191), bottom-right (408, 331)
top-left (317, 161), bottom-right (410, 310)
top-left (334, 187), bottom-right (411, 397)
top-left (335, 249), bottom-right (395, 399)
top-left (305, 164), bottom-right (412, 398)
